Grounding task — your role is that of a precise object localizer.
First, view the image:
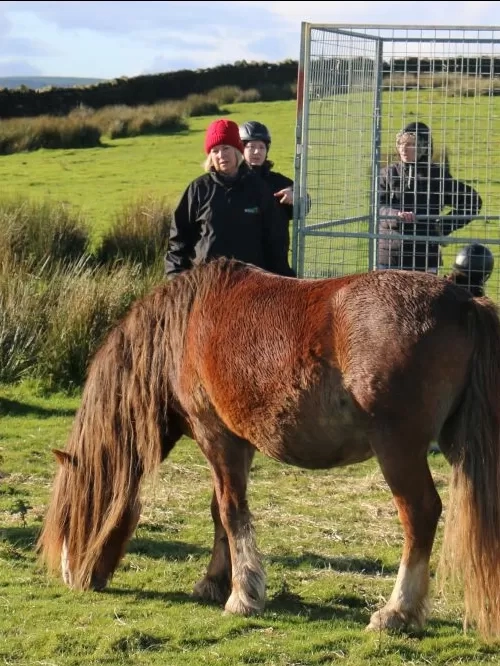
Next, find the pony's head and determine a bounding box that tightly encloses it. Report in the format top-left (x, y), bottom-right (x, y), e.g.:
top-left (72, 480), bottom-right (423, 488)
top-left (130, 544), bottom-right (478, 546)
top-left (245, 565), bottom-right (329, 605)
top-left (38, 447), bottom-right (141, 591)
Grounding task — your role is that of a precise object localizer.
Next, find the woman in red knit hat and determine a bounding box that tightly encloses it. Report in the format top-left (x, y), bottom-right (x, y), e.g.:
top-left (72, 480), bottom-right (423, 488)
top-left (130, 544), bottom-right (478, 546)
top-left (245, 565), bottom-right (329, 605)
top-left (164, 118), bottom-right (295, 277)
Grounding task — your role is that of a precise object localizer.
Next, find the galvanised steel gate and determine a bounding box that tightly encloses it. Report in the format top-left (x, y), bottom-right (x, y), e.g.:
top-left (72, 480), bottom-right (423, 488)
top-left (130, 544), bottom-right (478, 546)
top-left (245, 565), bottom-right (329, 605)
top-left (293, 24), bottom-right (500, 302)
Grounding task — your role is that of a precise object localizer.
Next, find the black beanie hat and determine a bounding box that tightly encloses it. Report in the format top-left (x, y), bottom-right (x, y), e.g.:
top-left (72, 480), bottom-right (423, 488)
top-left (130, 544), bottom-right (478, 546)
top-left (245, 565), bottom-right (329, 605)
top-left (396, 121), bottom-right (433, 161)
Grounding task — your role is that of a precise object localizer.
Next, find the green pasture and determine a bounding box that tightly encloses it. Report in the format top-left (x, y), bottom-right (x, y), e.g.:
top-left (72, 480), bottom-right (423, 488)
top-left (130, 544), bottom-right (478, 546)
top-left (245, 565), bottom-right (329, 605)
top-left (0, 100), bottom-right (297, 244)
top-left (0, 93), bottom-right (497, 294)
top-left (1, 384), bottom-right (499, 665)
top-left (1, 95), bottom-right (500, 663)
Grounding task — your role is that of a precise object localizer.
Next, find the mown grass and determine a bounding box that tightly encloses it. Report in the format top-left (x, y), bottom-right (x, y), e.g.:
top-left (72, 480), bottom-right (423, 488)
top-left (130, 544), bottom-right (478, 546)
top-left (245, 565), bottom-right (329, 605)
top-left (1, 384), bottom-right (499, 665)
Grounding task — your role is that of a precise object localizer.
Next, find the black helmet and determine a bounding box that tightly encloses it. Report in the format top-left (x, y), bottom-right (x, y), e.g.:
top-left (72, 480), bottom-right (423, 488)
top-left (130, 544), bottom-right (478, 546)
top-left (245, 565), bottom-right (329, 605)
top-left (239, 121), bottom-right (271, 145)
top-left (453, 243), bottom-right (494, 282)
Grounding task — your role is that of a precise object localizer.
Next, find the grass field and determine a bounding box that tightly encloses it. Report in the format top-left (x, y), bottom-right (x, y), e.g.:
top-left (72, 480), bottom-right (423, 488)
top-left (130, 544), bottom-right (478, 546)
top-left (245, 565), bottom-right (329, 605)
top-left (2, 93), bottom-right (497, 297)
top-left (0, 100), bottom-right (297, 244)
top-left (2, 384), bottom-right (499, 665)
top-left (1, 97), bottom-right (500, 664)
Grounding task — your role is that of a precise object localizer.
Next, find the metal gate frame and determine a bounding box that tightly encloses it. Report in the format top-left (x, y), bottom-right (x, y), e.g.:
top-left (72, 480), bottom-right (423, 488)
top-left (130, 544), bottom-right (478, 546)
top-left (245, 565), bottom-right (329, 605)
top-left (293, 23), bottom-right (384, 276)
top-left (293, 23), bottom-right (500, 296)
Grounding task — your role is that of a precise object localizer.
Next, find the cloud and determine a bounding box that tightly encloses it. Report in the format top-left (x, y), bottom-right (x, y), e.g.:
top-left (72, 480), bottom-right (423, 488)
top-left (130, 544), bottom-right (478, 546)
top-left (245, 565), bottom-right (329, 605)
top-left (1, 1), bottom-right (499, 79)
top-left (0, 58), bottom-right (42, 76)
top-left (263, 0), bottom-right (498, 24)
top-left (1, 1), bottom-right (279, 35)
top-left (0, 35), bottom-right (58, 57)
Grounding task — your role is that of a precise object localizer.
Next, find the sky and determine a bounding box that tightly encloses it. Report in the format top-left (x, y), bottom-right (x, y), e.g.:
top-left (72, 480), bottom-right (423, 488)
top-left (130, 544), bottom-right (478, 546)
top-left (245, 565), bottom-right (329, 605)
top-left (0, 1), bottom-right (499, 80)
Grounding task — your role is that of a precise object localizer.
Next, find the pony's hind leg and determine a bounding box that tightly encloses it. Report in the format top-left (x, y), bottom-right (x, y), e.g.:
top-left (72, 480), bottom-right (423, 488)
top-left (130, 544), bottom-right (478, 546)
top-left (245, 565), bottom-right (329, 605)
top-left (368, 437), bottom-right (442, 632)
top-left (195, 433), bottom-right (264, 615)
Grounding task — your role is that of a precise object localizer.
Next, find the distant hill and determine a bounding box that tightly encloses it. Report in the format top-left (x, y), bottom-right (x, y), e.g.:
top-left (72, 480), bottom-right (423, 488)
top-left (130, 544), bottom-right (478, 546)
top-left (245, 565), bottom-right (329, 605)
top-left (0, 76), bottom-right (106, 90)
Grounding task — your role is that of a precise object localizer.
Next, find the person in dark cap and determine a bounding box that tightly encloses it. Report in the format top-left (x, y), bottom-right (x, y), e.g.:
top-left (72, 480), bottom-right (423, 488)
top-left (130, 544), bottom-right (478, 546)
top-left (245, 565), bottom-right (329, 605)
top-left (240, 120), bottom-right (294, 209)
top-left (445, 242), bottom-right (494, 297)
top-left (239, 120), bottom-right (310, 263)
top-left (164, 118), bottom-right (295, 278)
top-left (377, 121), bottom-right (482, 272)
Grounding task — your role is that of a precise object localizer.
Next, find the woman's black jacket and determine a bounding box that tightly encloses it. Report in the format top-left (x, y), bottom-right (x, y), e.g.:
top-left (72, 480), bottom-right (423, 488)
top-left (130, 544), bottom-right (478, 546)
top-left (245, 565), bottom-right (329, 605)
top-left (165, 163), bottom-right (295, 277)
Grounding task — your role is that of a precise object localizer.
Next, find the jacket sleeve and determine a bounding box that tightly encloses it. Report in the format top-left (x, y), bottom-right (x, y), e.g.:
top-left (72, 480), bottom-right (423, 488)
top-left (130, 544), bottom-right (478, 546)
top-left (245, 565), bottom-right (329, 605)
top-left (378, 165), bottom-right (402, 228)
top-left (261, 185), bottom-right (296, 277)
top-left (164, 183), bottom-right (198, 277)
top-left (272, 172), bottom-right (295, 221)
top-left (439, 169), bottom-right (483, 236)
top-left (271, 171), bottom-right (312, 221)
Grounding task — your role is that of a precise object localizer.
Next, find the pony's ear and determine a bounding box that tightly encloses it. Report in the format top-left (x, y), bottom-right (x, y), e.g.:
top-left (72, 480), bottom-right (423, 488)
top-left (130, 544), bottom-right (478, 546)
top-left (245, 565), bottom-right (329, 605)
top-left (52, 449), bottom-right (77, 467)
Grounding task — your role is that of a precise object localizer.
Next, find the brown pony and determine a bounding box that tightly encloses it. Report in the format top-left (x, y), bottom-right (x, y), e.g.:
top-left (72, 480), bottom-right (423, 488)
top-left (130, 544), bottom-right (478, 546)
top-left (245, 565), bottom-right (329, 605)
top-left (38, 257), bottom-right (500, 640)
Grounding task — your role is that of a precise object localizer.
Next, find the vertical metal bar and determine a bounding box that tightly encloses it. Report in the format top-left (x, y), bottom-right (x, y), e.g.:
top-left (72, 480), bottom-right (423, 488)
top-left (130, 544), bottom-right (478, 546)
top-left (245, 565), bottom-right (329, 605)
top-left (294, 22), bottom-right (312, 278)
top-left (369, 38), bottom-right (384, 271)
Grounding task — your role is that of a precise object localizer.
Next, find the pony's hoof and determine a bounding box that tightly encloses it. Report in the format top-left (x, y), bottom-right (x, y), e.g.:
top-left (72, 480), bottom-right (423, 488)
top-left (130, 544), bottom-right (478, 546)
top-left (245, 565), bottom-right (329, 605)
top-left (367, 607), bottom-right (406, 631)
top-left (366, 606), bottom-right (424, 632)
top-left (223, 589), bottom-right (265, 616)
top-left (193, 576), bottom-right (230, 605)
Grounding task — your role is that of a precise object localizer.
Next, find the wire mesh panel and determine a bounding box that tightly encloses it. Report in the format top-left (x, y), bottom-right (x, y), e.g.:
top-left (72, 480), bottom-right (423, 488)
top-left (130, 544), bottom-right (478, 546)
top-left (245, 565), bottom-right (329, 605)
top-left (293, 24), bottom-right (500, 303)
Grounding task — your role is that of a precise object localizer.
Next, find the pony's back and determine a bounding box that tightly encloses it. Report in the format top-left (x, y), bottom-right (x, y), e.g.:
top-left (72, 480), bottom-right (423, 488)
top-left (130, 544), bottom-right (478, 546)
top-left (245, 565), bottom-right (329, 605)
top-left (177, 264), bottom-right (474, 464)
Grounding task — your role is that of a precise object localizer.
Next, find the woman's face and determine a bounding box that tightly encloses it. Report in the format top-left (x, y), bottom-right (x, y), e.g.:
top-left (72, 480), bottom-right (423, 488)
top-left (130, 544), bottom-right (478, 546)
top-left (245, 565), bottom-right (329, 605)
top-left (210, 144), bottom-right (239, 176)
top-left (243, 140), bottom-right (267, 166)
top-left (397, 136), bottom-right (417, 163)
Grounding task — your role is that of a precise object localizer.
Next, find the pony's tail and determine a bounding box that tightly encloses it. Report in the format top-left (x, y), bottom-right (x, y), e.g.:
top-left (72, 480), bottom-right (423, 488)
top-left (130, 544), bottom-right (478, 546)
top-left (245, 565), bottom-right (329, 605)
top-left (439, 296), bottom-right (500, 640)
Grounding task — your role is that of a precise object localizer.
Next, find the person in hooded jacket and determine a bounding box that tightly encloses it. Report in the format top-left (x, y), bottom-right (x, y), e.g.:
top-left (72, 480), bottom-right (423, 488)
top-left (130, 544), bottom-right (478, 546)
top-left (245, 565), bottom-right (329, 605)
top-left (377, 121), bottom-right (482, 272)
top-left (164, 118), bottom-right (295, 278)
top-left (239, 121), bottom-right (309, 268)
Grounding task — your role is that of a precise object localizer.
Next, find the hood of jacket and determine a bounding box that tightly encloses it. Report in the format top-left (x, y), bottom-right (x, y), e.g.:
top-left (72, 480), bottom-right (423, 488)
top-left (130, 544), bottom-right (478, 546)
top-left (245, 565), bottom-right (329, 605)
top-left (396, 121), bottom-right (433, 163)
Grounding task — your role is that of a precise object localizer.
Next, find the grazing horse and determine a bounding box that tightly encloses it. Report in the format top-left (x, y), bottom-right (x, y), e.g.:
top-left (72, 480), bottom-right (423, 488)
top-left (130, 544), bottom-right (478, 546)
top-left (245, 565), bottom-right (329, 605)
top-left (38, 257), bottom-right (500, 640)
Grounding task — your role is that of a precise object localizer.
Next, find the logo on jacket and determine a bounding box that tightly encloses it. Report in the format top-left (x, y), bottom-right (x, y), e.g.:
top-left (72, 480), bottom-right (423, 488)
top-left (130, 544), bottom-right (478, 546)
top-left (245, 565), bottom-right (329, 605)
top-left (244, 207), bottom-right (260, 214)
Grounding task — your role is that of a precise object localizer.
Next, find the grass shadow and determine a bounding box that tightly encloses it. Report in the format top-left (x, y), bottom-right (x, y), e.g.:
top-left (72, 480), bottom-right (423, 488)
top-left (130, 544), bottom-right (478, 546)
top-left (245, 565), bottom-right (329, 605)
top-left (0, 397), bottom-right (76, 418)
top-left (267, 551), bottom-right (398, 576)
top-left (127, 537), bottom-right (209, 559)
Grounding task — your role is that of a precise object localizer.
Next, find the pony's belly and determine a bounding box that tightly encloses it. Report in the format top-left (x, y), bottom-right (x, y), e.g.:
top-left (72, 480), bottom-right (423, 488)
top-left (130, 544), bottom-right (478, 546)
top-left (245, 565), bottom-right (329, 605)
top-left (255, 425), bottom-right (373, 470)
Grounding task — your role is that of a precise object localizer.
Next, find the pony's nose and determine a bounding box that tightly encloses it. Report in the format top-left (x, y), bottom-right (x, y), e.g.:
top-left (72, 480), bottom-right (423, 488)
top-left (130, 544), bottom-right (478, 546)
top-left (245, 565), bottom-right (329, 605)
top-left (90, 573), bottom-right (108, 591)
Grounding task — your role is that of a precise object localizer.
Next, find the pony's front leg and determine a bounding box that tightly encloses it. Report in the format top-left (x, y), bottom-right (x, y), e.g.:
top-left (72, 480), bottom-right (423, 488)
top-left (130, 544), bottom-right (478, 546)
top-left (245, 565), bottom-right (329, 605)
top-left (368, 444), bottom-right (442, 632)
top-left (193, 490), bottom-right (232, 604)
top-left (197, 434), bottom-right (264, 615)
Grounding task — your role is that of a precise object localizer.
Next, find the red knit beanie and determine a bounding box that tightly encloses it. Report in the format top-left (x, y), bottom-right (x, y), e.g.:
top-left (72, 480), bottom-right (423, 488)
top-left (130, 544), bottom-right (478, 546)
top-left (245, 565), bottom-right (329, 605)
top-left (204, 119), bottom-right (244, 154)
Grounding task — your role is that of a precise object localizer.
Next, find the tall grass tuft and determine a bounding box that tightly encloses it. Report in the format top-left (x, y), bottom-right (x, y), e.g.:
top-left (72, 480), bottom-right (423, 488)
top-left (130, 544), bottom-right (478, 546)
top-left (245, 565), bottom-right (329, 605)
top-left (36, 257), bottom-right (153, 390)
top-left (0, 197), bottom-right (91, 268)
top-left (0, 115), bottom-right (102, 154)
top-left (0, 197), bottom-right (164, 389)
top-left (0, 255), bottom-right (155, 389)
top-left (94, 104), bottom-right (189, 139)
top-left (0, 260), bottom-right (46, 384)
top-left (96, 193), bottom-right (173, 269)
top-left (182, 94), bottom-right (222, 117)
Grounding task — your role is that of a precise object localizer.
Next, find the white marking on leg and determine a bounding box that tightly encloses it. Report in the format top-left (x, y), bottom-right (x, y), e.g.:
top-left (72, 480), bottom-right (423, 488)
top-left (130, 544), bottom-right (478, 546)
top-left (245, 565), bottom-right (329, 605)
top-left (225, 527), bottom-right (266, 615)
top-left (61, 539), bottom-right (73, 587)
top-left (389, 559), bottom-right (429, 614)
top-left (367, 557), bottom-right (430, 631)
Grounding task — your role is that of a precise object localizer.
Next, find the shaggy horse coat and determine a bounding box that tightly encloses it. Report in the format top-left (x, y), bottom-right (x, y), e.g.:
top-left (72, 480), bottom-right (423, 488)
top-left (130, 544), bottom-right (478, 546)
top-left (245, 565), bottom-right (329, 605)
top-left (38, 258), bottom-right (500, 640)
